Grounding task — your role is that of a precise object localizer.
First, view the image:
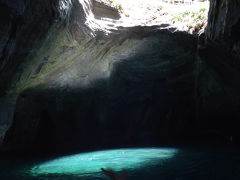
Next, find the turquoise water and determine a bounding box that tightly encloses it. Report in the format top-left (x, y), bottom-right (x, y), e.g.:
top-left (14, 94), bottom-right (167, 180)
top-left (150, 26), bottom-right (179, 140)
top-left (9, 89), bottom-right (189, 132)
top-left (0, 147), bottom-right (240, 180)
top-left (30, 148), bottom-right (177, 176)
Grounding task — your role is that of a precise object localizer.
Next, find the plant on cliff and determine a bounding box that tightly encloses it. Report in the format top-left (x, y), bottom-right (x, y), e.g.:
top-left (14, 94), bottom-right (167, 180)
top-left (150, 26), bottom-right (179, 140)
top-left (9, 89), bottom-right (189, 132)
top-left (106, 0), bottom-right (209, 34)
top-left (108, 0), bottom-right (123, 13)
top-left (172, 6), bottom-right (208, 34)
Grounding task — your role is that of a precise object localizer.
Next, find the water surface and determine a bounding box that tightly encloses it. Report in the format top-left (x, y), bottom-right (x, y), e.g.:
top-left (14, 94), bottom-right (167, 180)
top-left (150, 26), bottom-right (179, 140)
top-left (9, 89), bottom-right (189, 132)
top-left (0, 147), bottom-right (240, 180)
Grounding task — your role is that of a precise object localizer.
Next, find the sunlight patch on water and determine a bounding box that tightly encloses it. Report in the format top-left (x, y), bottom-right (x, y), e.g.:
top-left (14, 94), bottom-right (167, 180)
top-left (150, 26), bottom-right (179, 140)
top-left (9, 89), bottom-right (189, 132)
top-left (30, 148), bottom-right (178, 177)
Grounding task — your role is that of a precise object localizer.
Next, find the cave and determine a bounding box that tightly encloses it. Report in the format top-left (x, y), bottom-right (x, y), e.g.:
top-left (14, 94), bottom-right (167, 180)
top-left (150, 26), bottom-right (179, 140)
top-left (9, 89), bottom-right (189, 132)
top-left (0, 0), bottom-right (240, 179)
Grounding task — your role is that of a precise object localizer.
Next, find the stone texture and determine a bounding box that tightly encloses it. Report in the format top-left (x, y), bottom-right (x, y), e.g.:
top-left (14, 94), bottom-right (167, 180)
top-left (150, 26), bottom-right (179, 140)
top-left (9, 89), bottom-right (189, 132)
top-left (1, 28), bottom-right (197, 153)
top-left (92, 0), bottom-right (121, 19)
top-left (0, 0), bottom-right (59, 97)
top-left (1, 0), bottom-right (240, 154)
top-left (0, 0), bottom-right (198, 153)
top-left (195, 0), bottom-right (240, 142)
top-left (207, 0), bottom-right (240, 60)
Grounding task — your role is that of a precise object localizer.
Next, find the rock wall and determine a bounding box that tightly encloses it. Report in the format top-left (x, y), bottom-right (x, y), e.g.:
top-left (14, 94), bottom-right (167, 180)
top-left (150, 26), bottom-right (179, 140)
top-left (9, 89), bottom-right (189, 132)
top-left (207, 0), bottom-right (240, 59)
top-left (0, 99), bottom-right (14, 144)
top-left (2, 31), bottom-right (197, 153)
top-left (0, 0), bottom-right (62, 147)
top-left (1, 0), bottom-right (240, 154)
top-left (196, 0), bottom-right (240, 142)
top-left (0, 0), bottom-right (197, 154)
top-left (0, 0), bottom-right (60, 96)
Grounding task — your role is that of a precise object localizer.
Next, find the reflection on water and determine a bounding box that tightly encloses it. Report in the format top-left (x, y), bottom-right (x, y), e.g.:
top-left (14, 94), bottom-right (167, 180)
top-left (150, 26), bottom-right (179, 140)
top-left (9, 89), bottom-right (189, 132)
top-left (30, 148), bottom-right (177, 177)
top-left (1, 147), bottom-right (240, 180)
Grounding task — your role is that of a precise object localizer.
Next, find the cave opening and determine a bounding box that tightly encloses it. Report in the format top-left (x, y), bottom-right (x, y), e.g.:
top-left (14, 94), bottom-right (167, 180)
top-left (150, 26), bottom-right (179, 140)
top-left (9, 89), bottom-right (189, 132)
top-left (107, 0), bottom-right (210, 34)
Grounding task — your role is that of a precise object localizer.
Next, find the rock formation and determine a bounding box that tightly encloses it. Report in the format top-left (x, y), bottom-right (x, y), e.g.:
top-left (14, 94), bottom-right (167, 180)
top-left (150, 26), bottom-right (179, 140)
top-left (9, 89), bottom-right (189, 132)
top-left (196, 0), bottom-right (240, 142)
top-left (0, 0), bottom-right (239, 154)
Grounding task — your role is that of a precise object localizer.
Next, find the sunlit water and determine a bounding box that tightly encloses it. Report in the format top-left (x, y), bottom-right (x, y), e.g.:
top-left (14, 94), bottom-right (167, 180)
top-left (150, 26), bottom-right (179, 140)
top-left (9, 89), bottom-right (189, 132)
top-left (1, 147), bottom-right (240, 180)
top-left (30, 148), bottom-right (177, 176)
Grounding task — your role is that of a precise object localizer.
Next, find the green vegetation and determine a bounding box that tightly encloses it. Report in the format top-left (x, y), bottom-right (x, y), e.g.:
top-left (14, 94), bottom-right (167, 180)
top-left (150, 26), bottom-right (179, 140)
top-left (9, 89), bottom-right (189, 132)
top-left (106, 0), bottom-right (209, 34)
top-left (108, 0), bottom-right (123, 12)
top-left (172, 6), bottom-right (208, 34)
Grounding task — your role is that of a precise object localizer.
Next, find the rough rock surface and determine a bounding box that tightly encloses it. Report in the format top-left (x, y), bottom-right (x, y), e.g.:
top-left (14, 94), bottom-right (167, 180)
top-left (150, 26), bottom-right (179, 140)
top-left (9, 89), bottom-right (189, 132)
top-left (196, 0), bottom-right (240, 142)
top-left (207, 0), bottom-right (240, 59)
top-left (0, 0), bottom-right (197, 154)
top-left (0, 99), bottom-right (13, 144)
top-left (3, 30), bottom-right (196, 153)
top-left (92, 0), bottom-right (121, 19)
top-left (0, 0), bottom-right (59, 95)
top-left (1, 0), bottom-right (240, 154)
